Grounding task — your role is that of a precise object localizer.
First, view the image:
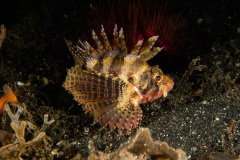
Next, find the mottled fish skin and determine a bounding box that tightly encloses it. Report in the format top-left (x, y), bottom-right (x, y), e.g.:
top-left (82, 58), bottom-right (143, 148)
top-left (63, 25), bottom-right (174, 134)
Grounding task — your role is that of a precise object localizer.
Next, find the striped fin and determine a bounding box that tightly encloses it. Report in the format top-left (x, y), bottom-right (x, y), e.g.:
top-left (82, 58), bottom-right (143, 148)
top-left (100, 25), bottom-right (112, 53)
top-left (112, 25), bottom-right (127, 55)
top-left (113, 25), bottom-right (120, 50)
top-left (130, 40), bottom-right (143, 55)
top-left (66, 25), bottom-right (164, 68)
top-left (92, 30), bottom-right (106, 54)
top-left (65, 40), bottom-right (86, 66)
top-left (140, 47), bottom-right (162, 62)
top-left (63, 66), bottom-right (143, 133)
top-left (139, 36), bottom-right (162, 61)
top-left (65, 40), bottom-right (100, 67)
top-left (82, 41), bottom-right (100, 59)
top-left (93, 103), bottom-right (143, 134)
top-left (119, 28), bottom-right (127, 54)
top-left (63, 66), bottom-right (126, 114)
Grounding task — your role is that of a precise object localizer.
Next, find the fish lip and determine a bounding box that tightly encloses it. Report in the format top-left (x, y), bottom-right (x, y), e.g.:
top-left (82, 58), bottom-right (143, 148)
top-left (163, 90), bottom-right (168, 97)
top-left (156, 81), bottom-right (174, 98)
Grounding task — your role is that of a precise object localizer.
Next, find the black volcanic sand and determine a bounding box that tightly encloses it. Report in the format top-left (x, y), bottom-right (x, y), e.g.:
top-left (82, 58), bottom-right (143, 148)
top-left (0, 0), bottom-right (239, 159)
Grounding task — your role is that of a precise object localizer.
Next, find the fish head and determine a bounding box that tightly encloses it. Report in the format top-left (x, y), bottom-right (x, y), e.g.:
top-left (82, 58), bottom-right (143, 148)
top-left (139, 67), bottom-right (174, 103)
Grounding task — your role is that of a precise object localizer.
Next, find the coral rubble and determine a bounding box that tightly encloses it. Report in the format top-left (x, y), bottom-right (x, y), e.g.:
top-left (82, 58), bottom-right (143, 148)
top-left (85, 128), bottom-right (187, 160)
top-left (0, 103), bottom-right (55, 159)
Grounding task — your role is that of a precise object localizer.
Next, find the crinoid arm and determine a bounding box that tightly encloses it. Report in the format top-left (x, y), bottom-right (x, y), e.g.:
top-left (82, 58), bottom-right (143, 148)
top-left (63, 66), bottom-right (142, 134)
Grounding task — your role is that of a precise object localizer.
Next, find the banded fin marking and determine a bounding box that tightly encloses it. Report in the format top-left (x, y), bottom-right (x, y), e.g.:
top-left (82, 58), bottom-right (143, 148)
top-left (66, 40), bottom-right (100, 68)
top-left (63, 67), bottom-right (125, 114)
top-left (65, 40), bottom-right (86, 66)
top-left (92, 30), bottom-right (105, 55)
top-left (139, 36), bottom-right (162, 61)
top-left (90, 99), bottom-right (142, 134)
top-left (130, 40), bottom-right (143, 55)
top-left (119, 28), bottom-right (127, 54)
top-left (101, 25), bottom-right (113, 53)
top-left (113, 24), bottom-right (120, 50)
top-left (100, 105), bottom-right (142, 134)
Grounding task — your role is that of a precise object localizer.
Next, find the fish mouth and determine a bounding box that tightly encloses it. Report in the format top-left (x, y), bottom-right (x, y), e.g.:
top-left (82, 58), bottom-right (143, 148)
top-left (163, 90), bottom-right (168, 97)
top-left (141, 76), bottom-right (174, 102)
top-left (157, 78), bottom-right (174, 98)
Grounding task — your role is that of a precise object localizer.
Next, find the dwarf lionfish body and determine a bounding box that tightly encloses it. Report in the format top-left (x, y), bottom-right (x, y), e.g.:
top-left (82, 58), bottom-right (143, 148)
top-left (63, 25), bottom-right (174, 134)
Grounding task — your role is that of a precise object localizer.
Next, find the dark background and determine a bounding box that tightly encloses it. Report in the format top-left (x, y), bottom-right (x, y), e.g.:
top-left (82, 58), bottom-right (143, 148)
top-left (0, 0), bottom-right (239, 159)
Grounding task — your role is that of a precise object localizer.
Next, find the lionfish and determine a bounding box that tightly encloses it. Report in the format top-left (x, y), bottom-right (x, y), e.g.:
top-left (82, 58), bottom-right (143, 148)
top-left (63, 24), bottom-right (174, 134)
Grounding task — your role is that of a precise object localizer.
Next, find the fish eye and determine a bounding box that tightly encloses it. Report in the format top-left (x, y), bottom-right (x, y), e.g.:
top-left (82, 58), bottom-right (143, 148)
top-left (155, 75), bottom-right (161, 81)
top-left (152, 73), bottom-right (163, 83)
